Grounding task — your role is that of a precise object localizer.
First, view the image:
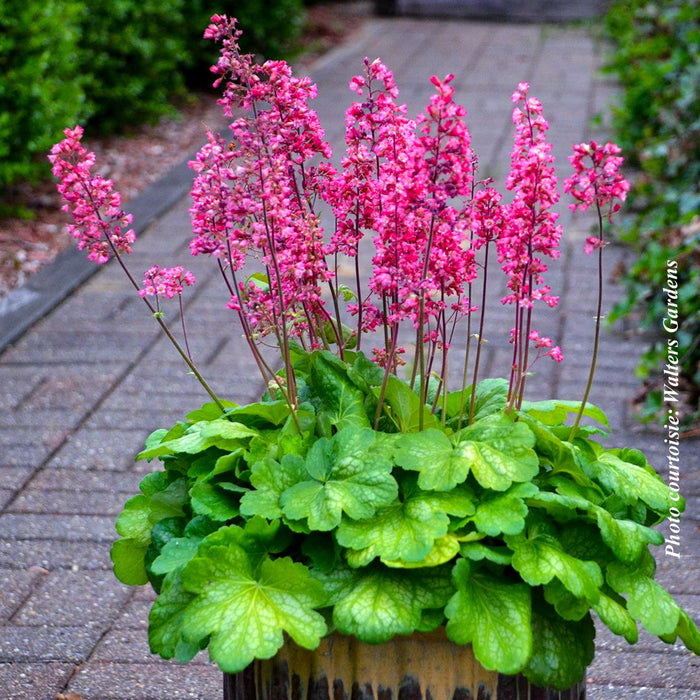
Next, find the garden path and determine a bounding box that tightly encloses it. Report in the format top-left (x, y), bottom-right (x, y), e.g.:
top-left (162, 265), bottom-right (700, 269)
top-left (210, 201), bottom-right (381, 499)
top-left (0, 11), bottom-right (698, 700)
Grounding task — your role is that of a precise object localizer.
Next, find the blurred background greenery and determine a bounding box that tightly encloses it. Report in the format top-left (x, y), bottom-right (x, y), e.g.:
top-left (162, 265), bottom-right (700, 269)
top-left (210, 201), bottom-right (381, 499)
top-left (0, 0), bottom-right (306, 188)
top-left (604, 0), bottom-right (699, 430)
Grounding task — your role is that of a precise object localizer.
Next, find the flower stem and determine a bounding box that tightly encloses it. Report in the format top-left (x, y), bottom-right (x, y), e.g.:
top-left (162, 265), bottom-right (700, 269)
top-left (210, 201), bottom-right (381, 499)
top-left (569, 201), bottom-right (605, 441)
top-left (469, 242), bottom-right (491, 423)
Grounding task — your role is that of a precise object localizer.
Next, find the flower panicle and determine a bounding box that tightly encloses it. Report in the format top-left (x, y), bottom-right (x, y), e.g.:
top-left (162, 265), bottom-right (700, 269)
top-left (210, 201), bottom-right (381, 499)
top-left (564, 140), bottom-right (630, 222)
top-left (48, 126), bottom-right (135, 265)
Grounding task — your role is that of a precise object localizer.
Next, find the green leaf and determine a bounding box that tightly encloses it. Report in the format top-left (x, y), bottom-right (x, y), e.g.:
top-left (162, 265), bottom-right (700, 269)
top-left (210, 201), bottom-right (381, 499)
top-left (445, 378), bottom-right (509, 425)
top-left (227, 401), bottom-right (291, 428)
top-left (453, 414), bottom-right (539, 491)
top-left (115, 476), bottom-right (187, 545)
top-left (471, 483), bottom-right (538, 536)
top-left (521, 399), bottom-right (609, 430)
top-left (383, 533), bottom-right (461, 569)
top-left (149, 517), bottom-right (219, 577)
top-left (139, 420), bottom-right (258, 459)
top-left (337, 496), bottom-right (450, 564)
top-left (445, 559), bottom-right (532, 674)
top-left (281, 427), bottom-right (397, 530)
top-left (459, 542), bottom-right (512, 566)
top-left (198, 519), bottom-right (292, 569)
top-left (543, 580), bottom-right (591, 621)
top-left (507, 531), bottom-right (603, 603)
top-left (181, 543), bottom-right (327, 673)
top-left (319, 564), bottom-right (453, 643)
top-left (186, 400), bottom-right (237, 422)
top-left (240, 455), bottom-right (306, 521)
top-left (394, 429), bottom-right (470, 491)
top-left (606, 560), bottom-right (680, 636)
top-left (593, 590), bottom-right (639, 644)
top-left (660, 609), bottom-right (700, 653)
top-left (524, 602), bottom-right (595, 689)
top-left (379, 375), bottom-right (439, 433)
top-left (189, 481), bottom-right (240, 522)
top-left (589, 451), bottom-right (675, 514)
top-left (591, 505), bottom-right (663, 563)
top-left (308, 351), bottom-right (370, 430)
top-left (148, 571), bottom-right (201, 663)
top-left (520, 417), bottom-right (601, 490)
top-left (111, 538), bottom-right (149, 585)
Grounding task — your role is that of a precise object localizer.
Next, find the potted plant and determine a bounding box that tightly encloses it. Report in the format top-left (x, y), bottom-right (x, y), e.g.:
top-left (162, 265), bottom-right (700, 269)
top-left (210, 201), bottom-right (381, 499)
top-left (49, 14), bottom-right (700, 699)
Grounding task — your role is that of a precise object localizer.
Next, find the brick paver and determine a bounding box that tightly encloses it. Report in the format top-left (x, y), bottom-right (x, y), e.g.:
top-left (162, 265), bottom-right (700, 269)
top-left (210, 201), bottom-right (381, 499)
top-left (1, 8), bottom-right (698, 700)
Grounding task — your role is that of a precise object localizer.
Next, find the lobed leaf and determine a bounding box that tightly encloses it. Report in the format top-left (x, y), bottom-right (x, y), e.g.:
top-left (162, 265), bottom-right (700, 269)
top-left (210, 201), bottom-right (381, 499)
top-left (318, 564), bottom-right (453, 643)
top-left (453, 414), bottom-right (539, 491)
top-left (281, 427), bottom-right (397, 530)
top-left (524, 602), bottom-right (595, 689)
top-left (445, 559), bottom-right (532, 674)
top-left (181, 543), bottom-right (327, 673)
top-left (507, 531), bottom-right (603, 604)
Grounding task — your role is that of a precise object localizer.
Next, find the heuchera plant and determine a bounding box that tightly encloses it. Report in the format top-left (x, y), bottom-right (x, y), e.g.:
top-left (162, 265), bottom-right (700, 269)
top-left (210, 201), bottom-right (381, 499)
top-left (49, 15), bottom-right (700, 690)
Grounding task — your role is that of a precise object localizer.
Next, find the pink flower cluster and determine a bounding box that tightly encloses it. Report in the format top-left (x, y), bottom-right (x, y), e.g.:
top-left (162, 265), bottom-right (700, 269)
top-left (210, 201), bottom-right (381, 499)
top-left (48, 126), bottom-right (135, 265)
top-left (499, 83), bottom-right (562, 310)
top-left (139, 266), bottom-right (195, 299)
top-left (190, 15), bottom-right (333, 342)
top-left (49, 15), bottom-right (631, 413)
top-left (326, 60), bottom-right (476, 361)
top-left (564, 141), bottom-right (630, 221)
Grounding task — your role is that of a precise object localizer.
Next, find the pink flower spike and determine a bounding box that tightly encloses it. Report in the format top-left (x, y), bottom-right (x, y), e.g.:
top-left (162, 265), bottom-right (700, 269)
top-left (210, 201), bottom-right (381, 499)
top-left (48, 126), bottom-right (135, 265)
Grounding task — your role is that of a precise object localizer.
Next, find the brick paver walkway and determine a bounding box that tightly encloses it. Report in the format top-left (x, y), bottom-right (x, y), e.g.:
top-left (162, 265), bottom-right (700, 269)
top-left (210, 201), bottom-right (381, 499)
top-left (1, 10), bottom-right (698, 700)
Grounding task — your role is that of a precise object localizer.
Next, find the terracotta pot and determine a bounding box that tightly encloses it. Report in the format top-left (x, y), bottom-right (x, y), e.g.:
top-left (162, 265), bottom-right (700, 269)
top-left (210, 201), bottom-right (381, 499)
top-left (223, 632), bottom-right (585, 700)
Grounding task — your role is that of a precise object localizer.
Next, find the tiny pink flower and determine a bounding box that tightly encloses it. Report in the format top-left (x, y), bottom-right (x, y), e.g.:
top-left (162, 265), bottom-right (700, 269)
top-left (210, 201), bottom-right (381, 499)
top-left (583, 236), bottom-right (608, 256)
top-left (139, 266), bottom-right (196, 299)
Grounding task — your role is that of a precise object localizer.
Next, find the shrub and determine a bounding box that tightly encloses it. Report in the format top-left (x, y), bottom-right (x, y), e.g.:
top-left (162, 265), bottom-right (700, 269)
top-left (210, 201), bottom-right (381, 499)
top-left (78, 0), bottom-right (189, 134)
top-left (604, 0), bottom-right (700, 427)
top-left (0, 0), bottom-right (86, 189)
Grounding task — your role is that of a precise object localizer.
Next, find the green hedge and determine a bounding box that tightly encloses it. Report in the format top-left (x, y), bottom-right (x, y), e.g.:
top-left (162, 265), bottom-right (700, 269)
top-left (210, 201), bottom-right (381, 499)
top-left (0, 0), bottom-right (87, 187)
top-left (605, 0), bottom-right (700, 427)
top-left (0, 0), bottom-right (305, 192)
top-left (79, 0), bottom-right (189, 134)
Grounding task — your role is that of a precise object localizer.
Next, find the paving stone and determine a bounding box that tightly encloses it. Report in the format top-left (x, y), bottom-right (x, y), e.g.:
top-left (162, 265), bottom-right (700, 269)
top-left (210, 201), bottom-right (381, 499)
top-left (26, 468), bottom-right (142, 493)
top-left (8, 488), bottom-right (134, 516)
top-left (587, 684), bottom-right (700, 700)
top-left (0, 662), bottom-right (74, 700)
top-left (0, 514), bottom-right (117, 542)
top-left (92, 626), bottom-right (210, 665)
top-left (12, 569), bottom-right (131, 628)
top-left (0, 466), bottom-right (33, 490)
top-left (110, 597), bottom-right (151, 630)
top-left (587, 648), bottom-right (700, 689)
top-left (0, 624), bottom-right (102, 662)
top-left (65, 660), bottom-right (222, 699)
top-left (1, 11), bottom-right (699, 700)
top-left (0, 488), bottom-right (13, 510)
top-left (0, 567), bottom-right (47, 621)
top-left (47, 429), bottom-right (151, 471)
top-left (0, 539), bottom-right (113, 571)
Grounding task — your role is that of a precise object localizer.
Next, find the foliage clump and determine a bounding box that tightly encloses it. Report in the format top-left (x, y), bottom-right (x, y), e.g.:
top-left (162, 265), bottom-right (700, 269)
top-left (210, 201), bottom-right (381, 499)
top-left (604, 0), bottom-right (700, 427)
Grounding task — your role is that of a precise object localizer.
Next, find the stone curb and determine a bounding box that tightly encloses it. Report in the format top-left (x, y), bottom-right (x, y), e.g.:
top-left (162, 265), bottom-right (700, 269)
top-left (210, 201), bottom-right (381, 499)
top-left (0, 158), bottom-right (195, 354)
